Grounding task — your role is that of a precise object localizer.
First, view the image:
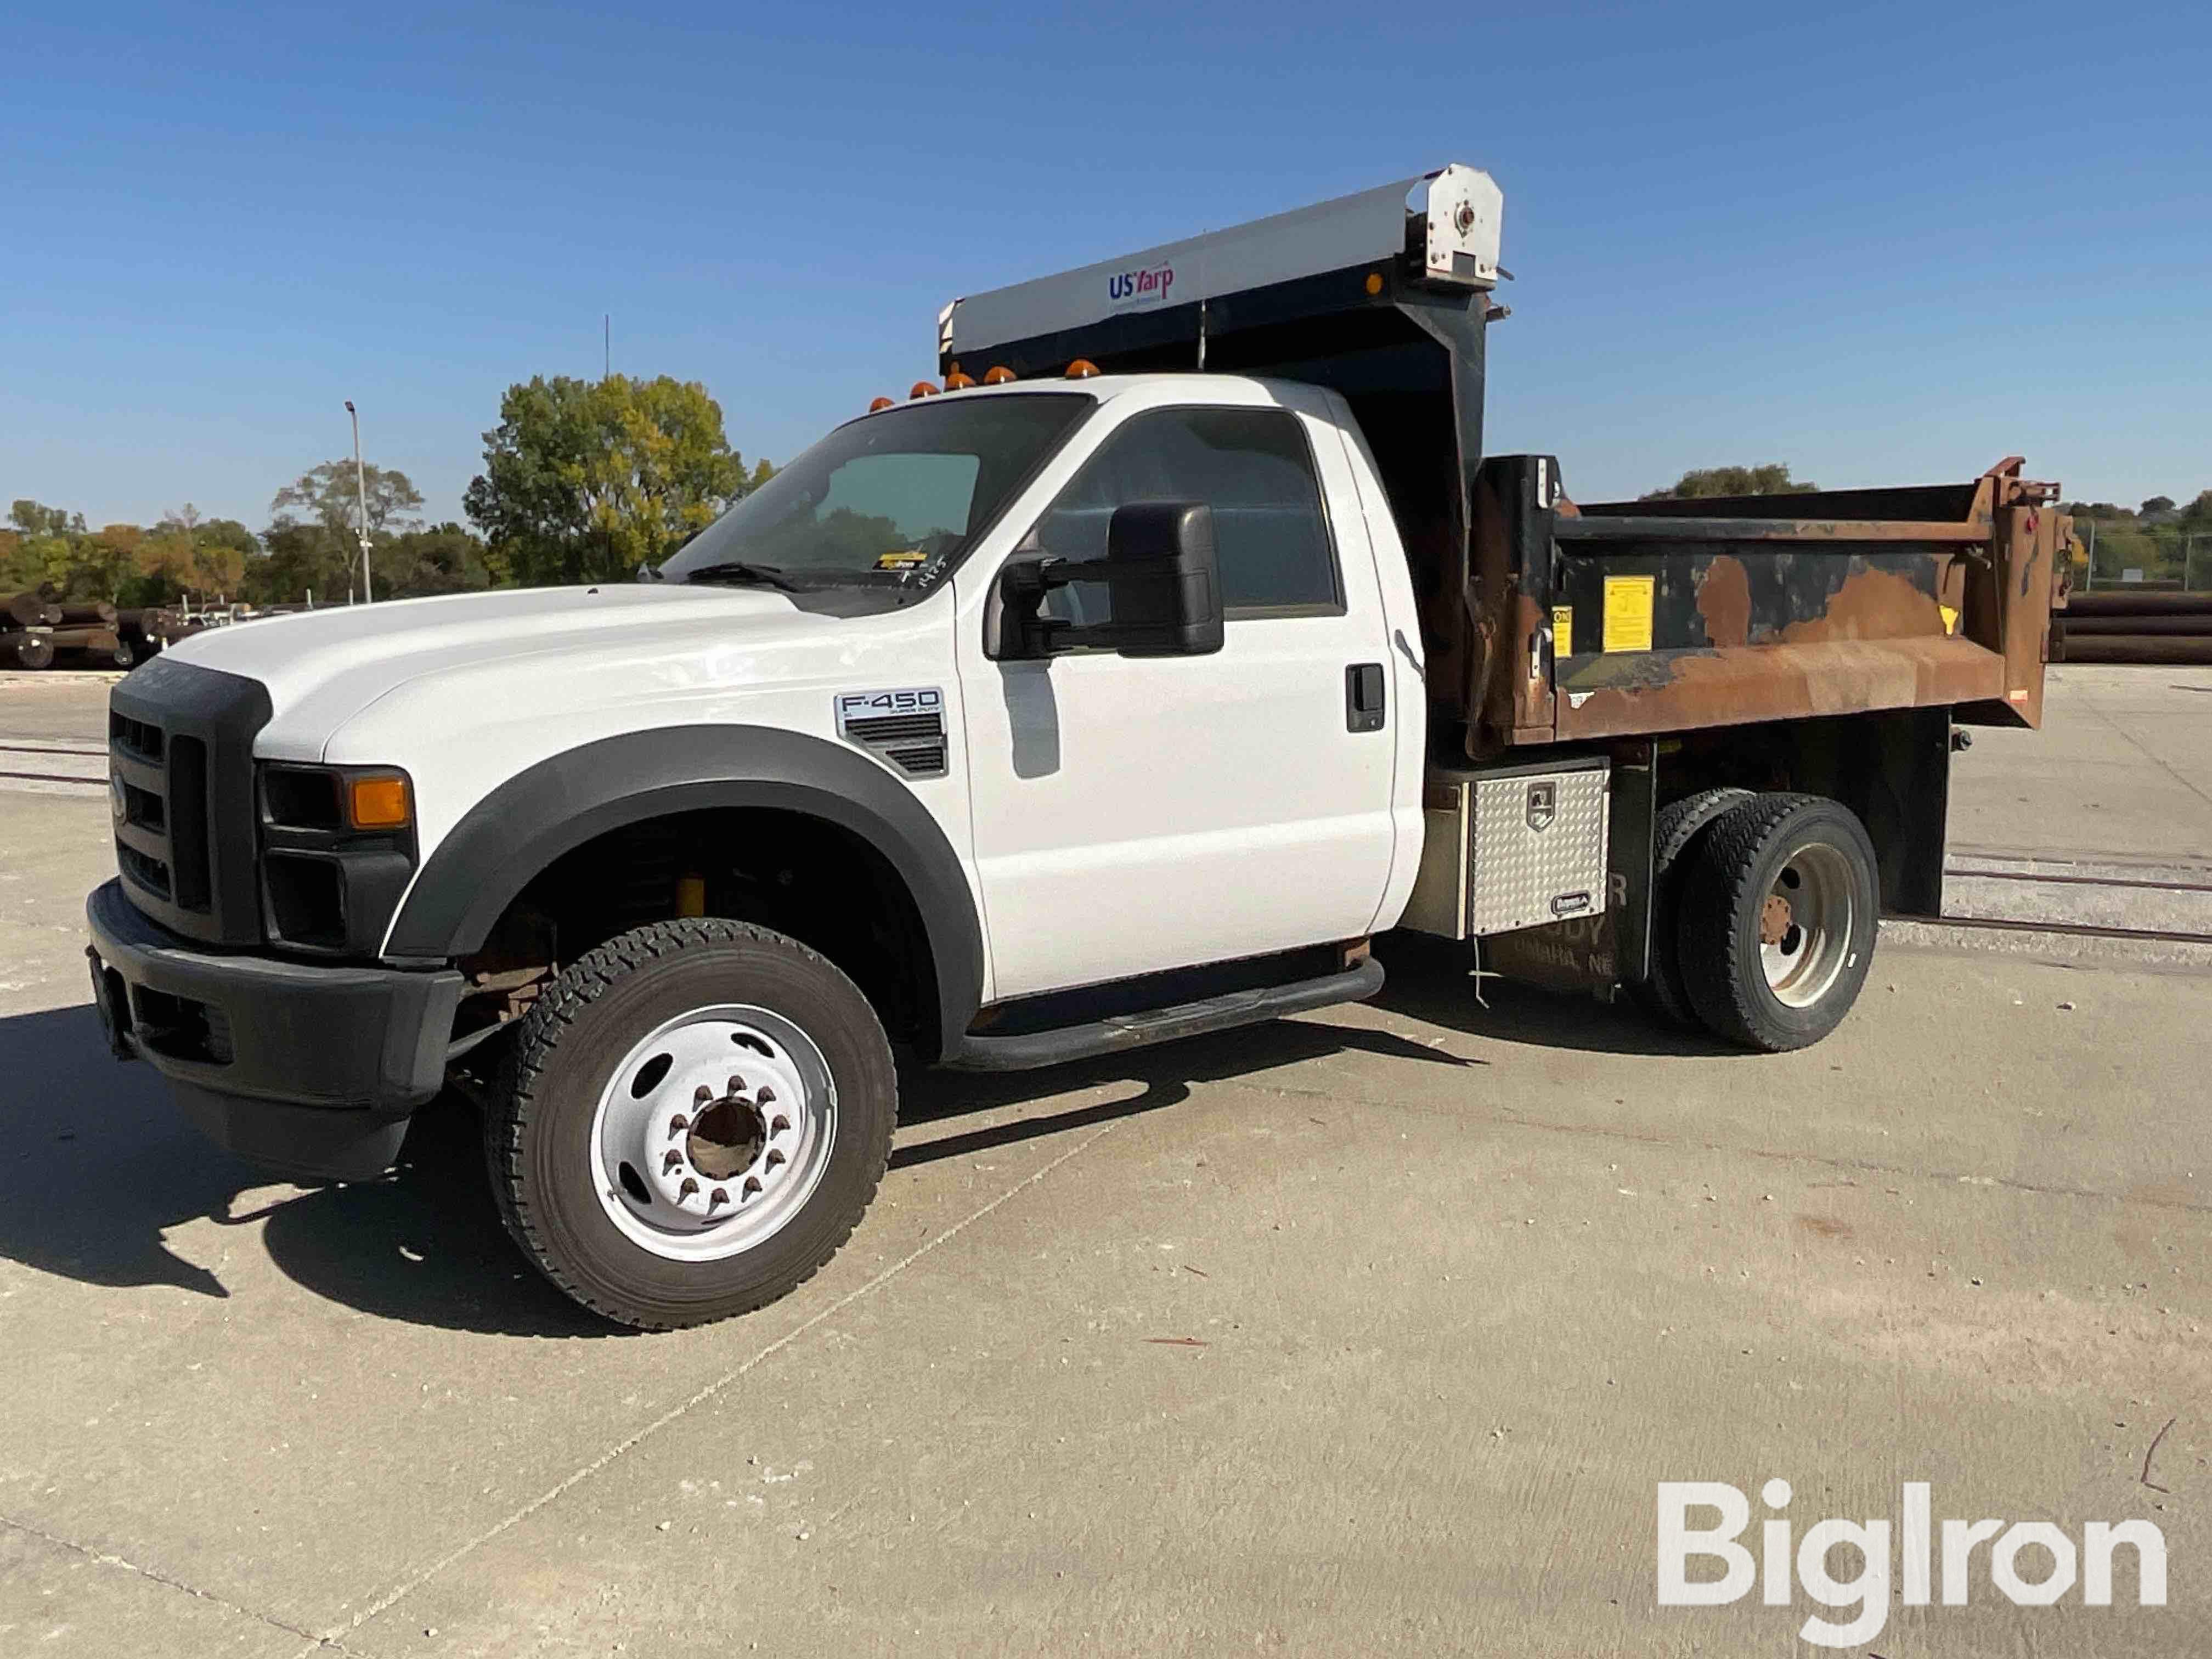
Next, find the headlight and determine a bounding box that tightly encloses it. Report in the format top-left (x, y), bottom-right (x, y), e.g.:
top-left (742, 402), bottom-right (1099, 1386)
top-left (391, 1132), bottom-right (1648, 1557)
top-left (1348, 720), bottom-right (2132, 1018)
top-left (257, 764), bottom-right (418, 956)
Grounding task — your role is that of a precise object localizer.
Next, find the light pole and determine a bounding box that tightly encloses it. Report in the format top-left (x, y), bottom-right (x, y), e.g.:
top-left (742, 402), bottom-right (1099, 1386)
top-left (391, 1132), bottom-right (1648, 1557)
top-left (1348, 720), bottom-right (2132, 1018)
top-left (344, 399), bottom-right (373, 602)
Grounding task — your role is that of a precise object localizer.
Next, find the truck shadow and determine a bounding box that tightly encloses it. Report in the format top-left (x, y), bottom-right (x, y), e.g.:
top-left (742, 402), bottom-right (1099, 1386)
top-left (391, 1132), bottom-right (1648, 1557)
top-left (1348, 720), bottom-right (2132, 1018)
top-left (894, 1012), bottom-right (1481, 1169)
top-left (0, 956), bottom-right (1705, 1336)
top-left (1368, 934), bottom-right (1742, 1058)
top-left (0, 1002), bottom-right (611, 1338)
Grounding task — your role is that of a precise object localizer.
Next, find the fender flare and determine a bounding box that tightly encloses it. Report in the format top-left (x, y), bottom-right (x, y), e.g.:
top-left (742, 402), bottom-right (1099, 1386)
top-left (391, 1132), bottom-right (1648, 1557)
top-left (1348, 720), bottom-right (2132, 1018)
top-left (382, 726), bottom-right (984, 1057)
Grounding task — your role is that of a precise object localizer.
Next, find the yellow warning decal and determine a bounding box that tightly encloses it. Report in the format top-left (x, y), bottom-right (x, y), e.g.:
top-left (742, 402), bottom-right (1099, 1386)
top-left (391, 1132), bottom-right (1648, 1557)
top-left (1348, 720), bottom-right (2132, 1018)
top-left (1551, 605), bottom-right (1574, 659)
top-left (1939, 603), bottom-right (1960, 635)
top-left (1602, 575), bottom-right (1655, 653)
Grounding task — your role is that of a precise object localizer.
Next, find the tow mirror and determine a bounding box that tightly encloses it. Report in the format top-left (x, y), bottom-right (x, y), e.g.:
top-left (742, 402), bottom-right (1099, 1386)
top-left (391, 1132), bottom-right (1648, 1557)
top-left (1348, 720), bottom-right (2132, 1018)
top-left (996, 500), bottom-right (1224, 659)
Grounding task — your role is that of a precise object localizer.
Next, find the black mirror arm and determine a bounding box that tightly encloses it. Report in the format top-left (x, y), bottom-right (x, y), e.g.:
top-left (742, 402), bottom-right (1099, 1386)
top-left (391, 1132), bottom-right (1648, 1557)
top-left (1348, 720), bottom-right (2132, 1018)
top-left (997, 555), bottom-right (1124, 657)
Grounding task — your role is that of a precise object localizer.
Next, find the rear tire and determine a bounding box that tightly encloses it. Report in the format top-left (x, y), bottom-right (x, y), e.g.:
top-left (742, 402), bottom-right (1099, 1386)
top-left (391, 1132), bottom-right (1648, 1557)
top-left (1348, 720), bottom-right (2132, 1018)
top-left (487, 918), bottom-right (896, 1330)
top-left (1629, 787), bottom-right (1753, 1030)
top-left (1675, 792), bottom-right (1878, 1052)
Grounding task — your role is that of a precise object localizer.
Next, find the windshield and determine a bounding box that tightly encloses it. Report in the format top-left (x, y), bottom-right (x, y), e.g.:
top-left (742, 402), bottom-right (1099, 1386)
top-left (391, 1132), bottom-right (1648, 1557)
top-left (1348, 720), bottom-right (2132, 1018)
top-left (659, 392), bottom-right (1093, 592)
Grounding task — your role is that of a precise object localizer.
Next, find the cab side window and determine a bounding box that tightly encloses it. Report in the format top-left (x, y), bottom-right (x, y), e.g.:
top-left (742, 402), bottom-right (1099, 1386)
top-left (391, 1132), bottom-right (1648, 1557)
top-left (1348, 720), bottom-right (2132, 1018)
top-left (1031, 407), bottom-right (1341, 622)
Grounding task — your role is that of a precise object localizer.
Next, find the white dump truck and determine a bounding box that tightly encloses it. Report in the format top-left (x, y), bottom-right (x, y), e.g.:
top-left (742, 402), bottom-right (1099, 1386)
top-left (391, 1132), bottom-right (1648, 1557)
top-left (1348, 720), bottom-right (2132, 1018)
top-left (87, 166), bottom-right (2067, 1326)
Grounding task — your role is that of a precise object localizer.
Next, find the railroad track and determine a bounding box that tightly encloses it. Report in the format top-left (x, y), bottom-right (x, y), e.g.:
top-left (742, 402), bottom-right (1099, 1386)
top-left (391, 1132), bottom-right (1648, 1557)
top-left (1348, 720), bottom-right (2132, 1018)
top-left (0, 741), bottom-right (108, 793)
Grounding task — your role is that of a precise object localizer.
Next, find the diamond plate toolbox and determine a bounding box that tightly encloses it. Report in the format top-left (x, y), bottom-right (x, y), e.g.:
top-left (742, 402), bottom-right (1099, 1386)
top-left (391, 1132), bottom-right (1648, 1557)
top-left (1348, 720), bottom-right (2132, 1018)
top-left (1446, 757), bottom-right (1610, 937)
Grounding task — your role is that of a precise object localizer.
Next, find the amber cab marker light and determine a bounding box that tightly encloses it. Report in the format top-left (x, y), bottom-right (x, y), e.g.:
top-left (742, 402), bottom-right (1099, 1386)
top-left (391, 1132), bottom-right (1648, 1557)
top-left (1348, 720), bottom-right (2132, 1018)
top-left (346, 773), bottom-right (412, 831)
top-left (944, 369), bottom-right (977, 391)
top-left (868, 395), bottom-right (896, 412)
top-left (983, 365), bottom-right (1016, 385)
top-left (1364, 271), bottom-right (1385, 296)
top-left (1065, 359), bottom-right (1099, 379)
top-left (910, 380), bottom-right (940, 399)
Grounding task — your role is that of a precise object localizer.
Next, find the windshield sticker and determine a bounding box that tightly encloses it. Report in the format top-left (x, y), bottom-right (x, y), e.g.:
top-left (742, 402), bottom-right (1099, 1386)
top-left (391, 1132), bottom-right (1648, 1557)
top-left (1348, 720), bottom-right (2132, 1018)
top-left (874, 549), bottom-right (927, 571)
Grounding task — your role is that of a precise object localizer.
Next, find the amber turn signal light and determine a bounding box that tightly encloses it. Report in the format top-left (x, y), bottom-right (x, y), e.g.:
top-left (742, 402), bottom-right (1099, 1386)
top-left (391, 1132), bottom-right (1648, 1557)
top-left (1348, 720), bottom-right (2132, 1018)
top-left (346, 772), bottom-right (412, 830)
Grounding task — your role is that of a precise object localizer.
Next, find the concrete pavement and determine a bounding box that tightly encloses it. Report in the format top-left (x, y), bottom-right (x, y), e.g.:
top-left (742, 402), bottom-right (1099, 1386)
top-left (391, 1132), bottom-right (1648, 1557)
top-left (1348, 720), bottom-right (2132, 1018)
top-left (2, 668), bottom-right (2207, 1656)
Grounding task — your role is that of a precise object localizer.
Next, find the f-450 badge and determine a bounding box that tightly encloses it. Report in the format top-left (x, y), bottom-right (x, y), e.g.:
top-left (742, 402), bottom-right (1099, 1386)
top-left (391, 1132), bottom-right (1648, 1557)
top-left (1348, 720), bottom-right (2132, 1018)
top-left (834, 687), bottom-right (949, 779)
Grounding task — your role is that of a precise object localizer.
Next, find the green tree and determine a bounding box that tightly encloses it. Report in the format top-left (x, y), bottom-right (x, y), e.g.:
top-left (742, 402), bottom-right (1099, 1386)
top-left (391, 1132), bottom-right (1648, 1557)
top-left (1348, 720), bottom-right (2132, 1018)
top-left (376, 522), bottom-right (492, 597)
top-left (10, 500), bottom-right (86, 539)
top-left (3, 501), bottom-right (93, 597)
top-left (464, 374), bottom-right (758, 585)
top-left (272, 461), bottom-right (425, 541)
top-left (2140, 495), bottom-right (2177, 517)
top-left (1640, 464), bottom-right (1817, 501)
top-left (244, 521), bottom-right (354, 606)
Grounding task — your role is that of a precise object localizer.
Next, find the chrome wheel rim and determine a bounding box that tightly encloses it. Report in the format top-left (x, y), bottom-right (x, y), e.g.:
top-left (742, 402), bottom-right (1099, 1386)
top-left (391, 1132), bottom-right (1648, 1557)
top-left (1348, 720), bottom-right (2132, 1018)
top-left (1760, 842), bottom-right (1855, 1009)
top-left (589, 1004), bottom-right (836, 1262)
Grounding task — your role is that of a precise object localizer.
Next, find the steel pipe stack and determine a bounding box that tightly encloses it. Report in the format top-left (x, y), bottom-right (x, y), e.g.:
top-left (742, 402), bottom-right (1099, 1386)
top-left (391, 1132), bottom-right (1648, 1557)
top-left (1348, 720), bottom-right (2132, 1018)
top-left (3, 589), bottom-right (61, 669)
top-left (4, 589), bottom-right (64, 628)
top-left (2056, 591), bottom-right (2212, 665)
top-left (0, 631), bottom-right (57, 670)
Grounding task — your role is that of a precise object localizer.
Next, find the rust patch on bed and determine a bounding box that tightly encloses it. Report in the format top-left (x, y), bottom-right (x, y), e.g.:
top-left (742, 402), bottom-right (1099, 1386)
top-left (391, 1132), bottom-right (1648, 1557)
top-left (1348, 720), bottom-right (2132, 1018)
top-left (1696, 555), bottom-right (1752, 648)
top-left (1548, 636), bottom-right (2007, 741)
top-left (1778, 563), bottom-right (1946, 645)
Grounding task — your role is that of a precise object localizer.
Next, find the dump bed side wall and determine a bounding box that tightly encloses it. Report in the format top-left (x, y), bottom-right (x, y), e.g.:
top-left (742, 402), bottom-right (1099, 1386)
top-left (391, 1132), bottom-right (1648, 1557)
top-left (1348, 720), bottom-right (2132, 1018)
top-left (1466, 458), bottom-right (2066, 750)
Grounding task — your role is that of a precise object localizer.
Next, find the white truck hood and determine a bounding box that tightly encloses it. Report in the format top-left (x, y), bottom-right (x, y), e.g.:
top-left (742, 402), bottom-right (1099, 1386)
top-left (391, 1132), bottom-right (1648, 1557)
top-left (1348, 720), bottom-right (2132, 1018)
top-left (164, 584), bottom-right (846, 761)
top-left (161, 581), bottom-right (955, 863)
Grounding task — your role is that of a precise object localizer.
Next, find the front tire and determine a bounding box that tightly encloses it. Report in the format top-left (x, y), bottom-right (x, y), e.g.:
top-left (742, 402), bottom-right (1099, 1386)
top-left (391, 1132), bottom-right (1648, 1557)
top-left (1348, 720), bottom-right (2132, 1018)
top-left (1674, 793), bottom-right (1878, 1052)
top-left (488, 919), bottom-right (896, 1330)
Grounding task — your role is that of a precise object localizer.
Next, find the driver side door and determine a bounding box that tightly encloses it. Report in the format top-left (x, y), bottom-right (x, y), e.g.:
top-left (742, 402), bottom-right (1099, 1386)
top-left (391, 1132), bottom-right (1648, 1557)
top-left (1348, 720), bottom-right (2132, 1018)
top-left (957, 391), bottom-right (1398, 1000)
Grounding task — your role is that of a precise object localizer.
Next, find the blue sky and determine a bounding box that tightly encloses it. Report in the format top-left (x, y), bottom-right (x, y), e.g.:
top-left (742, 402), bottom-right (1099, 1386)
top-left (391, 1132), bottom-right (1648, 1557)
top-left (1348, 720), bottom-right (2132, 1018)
top-left (4, 2), bottom-right (2206, 531)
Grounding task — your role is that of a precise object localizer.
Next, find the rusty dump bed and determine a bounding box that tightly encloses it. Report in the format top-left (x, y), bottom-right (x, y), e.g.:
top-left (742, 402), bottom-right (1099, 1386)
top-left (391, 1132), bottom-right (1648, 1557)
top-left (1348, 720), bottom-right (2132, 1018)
top-left (1446, 456), bottom-right (2074, 757)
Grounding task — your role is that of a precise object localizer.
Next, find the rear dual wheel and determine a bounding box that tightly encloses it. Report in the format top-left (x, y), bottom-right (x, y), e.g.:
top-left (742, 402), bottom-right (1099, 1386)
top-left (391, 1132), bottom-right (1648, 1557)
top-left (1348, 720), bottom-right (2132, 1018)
top-left (1673, 793), bottom-right (1878, 1051)
top-left (1629, 787), bottom-right (1752, 1030)
top-left (1635, 791), bottom-right (1878, 1052)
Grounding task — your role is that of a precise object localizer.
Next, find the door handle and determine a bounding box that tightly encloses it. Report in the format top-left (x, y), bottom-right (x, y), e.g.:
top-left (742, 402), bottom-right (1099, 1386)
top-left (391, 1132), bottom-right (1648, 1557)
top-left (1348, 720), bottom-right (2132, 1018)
top-left (1345, 663), bottom-right (1385, 732)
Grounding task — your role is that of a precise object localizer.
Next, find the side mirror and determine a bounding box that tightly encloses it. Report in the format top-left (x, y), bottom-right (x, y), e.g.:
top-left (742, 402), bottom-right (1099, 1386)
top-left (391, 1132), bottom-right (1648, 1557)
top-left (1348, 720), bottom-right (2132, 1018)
top-left (996, 500), bottom-right (1225, 659)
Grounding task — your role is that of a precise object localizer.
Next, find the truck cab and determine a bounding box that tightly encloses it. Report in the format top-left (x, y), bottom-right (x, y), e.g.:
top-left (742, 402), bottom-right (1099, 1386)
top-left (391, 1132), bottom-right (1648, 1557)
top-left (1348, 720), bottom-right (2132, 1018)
top-left (86, 165), bottom-right (2067, 1328)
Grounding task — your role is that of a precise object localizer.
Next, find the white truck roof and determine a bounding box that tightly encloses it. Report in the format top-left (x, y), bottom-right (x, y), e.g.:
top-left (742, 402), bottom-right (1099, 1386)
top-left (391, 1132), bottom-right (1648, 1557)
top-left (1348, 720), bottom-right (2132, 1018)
top-left (941, 165), bottom-right (1503, 366)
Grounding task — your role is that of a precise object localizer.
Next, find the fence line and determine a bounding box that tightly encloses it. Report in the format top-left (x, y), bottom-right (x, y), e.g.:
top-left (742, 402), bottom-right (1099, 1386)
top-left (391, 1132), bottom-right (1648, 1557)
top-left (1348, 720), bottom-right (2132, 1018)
top-left (2078, 521), bottom-right (2208, 591)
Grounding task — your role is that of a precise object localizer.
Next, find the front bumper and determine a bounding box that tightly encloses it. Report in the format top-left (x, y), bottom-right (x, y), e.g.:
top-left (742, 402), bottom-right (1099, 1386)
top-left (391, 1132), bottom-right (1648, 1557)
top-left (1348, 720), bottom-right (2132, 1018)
top-left (86, 878), bottom-right (465, 1180)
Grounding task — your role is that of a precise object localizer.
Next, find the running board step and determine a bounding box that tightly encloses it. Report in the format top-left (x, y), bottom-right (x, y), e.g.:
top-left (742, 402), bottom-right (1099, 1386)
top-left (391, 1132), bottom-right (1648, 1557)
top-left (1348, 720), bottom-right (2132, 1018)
top-left (945, 958), bottom-right (1384, 1073)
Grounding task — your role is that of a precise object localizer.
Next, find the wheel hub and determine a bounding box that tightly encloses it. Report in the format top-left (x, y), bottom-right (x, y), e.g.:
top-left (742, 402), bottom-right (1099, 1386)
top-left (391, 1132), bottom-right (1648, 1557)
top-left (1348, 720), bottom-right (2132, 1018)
top-left (1760, 844), bottom-right (1855, 1008)
top-left (687, 1093), bottom-right (766, 1181)
top-left (589, 1004), bottom-right (836, 1262)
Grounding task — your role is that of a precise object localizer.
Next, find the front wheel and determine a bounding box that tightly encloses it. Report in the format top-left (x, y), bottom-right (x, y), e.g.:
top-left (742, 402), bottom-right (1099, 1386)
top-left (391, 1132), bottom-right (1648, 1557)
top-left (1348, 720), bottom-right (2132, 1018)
top-left (1674, 793), bottom-right (1878, 1052)
top-left (488, 919), bottom-right (896, 1329)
